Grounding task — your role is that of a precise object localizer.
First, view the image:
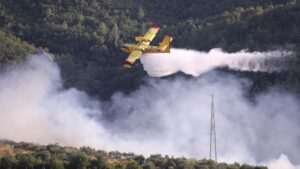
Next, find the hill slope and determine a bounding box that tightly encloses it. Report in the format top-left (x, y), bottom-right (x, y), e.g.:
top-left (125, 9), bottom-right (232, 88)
top-left (0, 0), bottom-right (299, 99)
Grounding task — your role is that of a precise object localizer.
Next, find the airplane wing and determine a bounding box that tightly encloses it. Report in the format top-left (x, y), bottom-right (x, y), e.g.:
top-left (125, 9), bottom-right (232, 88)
top-left (122, 23), bottom-right (160, 68)
top-left (123, 50), bottom-right (143, 68)
top-left (135, 23), bottom-right (160, 42)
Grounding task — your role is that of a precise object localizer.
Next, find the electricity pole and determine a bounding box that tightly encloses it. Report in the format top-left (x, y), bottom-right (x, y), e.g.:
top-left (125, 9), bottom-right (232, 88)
top-left (210, 94), bottom-right (217, 163)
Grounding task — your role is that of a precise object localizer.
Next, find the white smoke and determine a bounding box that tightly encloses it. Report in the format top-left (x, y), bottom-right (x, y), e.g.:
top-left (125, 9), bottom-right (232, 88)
top-left (266, 154), bottom-right (300, 169)
top-left (107, 73), bottom-right (300, 166)
top-left (0, 55), bottom-right (111, 149)
top-left (0, 52), bottom-right (299, 169)
top-left (141, 48), bottom-right (293, 77)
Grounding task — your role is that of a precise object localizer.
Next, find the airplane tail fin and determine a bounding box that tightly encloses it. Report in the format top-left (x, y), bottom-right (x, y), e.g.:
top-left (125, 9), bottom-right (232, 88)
top-left (159, 36), bottom-right (173, 53)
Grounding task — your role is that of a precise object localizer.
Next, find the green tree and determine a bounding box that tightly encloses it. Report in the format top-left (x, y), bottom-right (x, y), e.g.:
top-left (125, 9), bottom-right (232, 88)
top-left (68, 153), bottom-right (89, 169)
top-left (0, 155), bottom-right (15, 169)
top-left (62, 21), bottom-right (68, 29)
top-left (138, 7), bottom-right (145, 20)
top-left (142, 161), bottom-right (155, 169)
top-left (16, 154), bottom-right (37, 169)
top-left (49, 157), bottom-right (65, 169)
top-left (45, 8), bottom-right (53, 18)
top-left (134, 155), bottom-right (145, 165)
top-left (109, 23), bottom-right (119, 46)
top-left (126, 161), bottom-right (142, 169)
top-left (115, 163), bottom-right (124, 169)
top-left (90, 155), bottom-right (108, 169)
top-left (99, 22), bottom-right (109, 35)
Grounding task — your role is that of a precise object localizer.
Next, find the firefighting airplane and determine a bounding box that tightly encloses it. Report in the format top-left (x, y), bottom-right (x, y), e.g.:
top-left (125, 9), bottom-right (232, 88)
top-left (121, 23), bottom-right (173, 68)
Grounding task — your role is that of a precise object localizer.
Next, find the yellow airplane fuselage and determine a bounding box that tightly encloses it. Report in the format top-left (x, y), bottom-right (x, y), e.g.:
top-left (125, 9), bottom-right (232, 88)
top-left (121, 36), bottom-right (173, 54)
top-left (121, 40), bottom-right (151, 53)
top-left (121, 23), bottom-right (173, 68)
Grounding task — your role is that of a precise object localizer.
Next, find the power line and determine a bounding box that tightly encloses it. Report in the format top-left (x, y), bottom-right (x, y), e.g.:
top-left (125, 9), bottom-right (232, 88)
top-left (210, 94), bottom-right (217, 163)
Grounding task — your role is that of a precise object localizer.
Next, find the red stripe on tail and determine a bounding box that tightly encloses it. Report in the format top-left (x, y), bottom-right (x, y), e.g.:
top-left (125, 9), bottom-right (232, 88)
top-left (151, 23), bottom-right (160, 28)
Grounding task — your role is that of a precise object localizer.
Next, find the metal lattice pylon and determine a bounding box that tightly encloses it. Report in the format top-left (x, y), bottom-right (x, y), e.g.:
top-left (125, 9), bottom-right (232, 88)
top-left (210, 94), bottom-right (217, 163)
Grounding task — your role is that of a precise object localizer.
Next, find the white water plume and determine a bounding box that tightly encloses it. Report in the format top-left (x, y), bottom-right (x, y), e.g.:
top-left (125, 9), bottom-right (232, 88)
top-left (141, 48), bottom-right (293, 77)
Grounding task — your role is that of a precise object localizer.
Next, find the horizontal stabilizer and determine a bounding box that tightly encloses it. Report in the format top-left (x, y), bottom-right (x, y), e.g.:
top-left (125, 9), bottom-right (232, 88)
top-left (143, 36), bottom-right (173, 53)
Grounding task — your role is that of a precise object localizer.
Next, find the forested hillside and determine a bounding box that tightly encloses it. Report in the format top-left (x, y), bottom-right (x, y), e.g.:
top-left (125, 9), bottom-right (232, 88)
top-left (0, 0), bottom-right (299, 99)
top-left (0, 29), bottom-right (35, 65)
top-left (0, 141), bottom-right (266, 169)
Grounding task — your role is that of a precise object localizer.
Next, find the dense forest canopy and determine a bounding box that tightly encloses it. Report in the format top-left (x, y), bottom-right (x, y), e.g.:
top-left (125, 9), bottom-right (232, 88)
top-left (0, 0), bottom-right (299, 99)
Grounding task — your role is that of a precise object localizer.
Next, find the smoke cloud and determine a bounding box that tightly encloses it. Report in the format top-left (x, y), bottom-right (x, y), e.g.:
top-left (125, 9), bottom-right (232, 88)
top-left (0, 55), bottom-right (111, 148)
top-left (266, 154), bottom-right (300, 169)
top-left (141, 48), bottom-right (293, 77)
top-left (0, 51), bottom-right (299, 169)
